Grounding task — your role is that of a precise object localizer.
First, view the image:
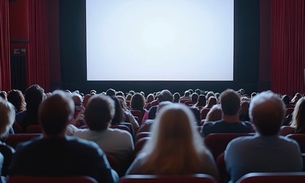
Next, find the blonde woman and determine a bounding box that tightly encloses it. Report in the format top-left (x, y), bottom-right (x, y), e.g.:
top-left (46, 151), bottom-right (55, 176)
top-left (290, 97), bottom-right (305, 133)
top-left (126, 103), bottom-right (219, 180)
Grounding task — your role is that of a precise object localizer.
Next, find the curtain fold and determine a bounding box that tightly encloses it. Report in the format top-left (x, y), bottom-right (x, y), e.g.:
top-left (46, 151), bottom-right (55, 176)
top-left (28, 0), bottom-right (50, 92)
top-left (0, 0), bottom-right (11, 91)
top-left (270, 0), bottom-right (305, 95)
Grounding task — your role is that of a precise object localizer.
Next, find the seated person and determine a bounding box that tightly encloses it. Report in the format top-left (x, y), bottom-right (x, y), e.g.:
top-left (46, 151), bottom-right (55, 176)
top-left (225, 91), bottom-right (303, 183)
top-left (73, 94), bottom-right (134, 176)
top-left (9, 90), bottom-right (119, 183)
top-left (0, 98), bottom-right (16, 183)
top-left (201, 89), bottom-right (254, 137)
top-left (126, 103), bottom-right (219, 181)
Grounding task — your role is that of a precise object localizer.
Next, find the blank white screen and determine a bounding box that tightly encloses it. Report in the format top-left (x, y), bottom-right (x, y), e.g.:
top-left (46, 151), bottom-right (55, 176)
top-left (86, 0), bottom-right (234, 81)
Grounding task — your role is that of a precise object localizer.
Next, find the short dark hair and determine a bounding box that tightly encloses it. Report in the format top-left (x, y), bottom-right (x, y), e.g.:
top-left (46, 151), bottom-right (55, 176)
top-left (219, 89), bottom-right (240, 115)
top-left (85, 95), bottom-right (115, 131)
top-left (39, 90), bottom-right (73, 136)
top-left (25, 84), bottom-right (44, 111)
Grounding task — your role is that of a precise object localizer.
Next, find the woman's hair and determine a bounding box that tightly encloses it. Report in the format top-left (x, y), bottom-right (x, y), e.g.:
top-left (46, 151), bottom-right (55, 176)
top-left (110, 96), bottom-right (125, 125)
top-left (205, 104), bottom-right (222, 122)
top-left (146, 93), bottom-right (154, 103)
top-left (291, 97), bottom-right (305, 133)
top-left (291, 93), bottom-right (303, 105)
top-left (7, 89), bottom-right (26, 113)
top-left (195, 95), bottom-right (206, 107)
top-left (173, 92), bottom-right (180, 103)
top-left (131, 93), bottom-right (146, 111)
top-left (140, 103), bottom-right (208, 175)
top-left (205, 96), bottom-right (217, 108)
top-left (0, 98), bottom-right (15, 138)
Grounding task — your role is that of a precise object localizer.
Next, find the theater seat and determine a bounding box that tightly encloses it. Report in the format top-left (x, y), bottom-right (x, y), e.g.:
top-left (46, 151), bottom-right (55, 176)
top-left (119, 174), bottom-right (217, 183)
top-left (134, 137), bottom-right (150, 157)
top-left (3, 133), bottom-right (42, 148)
top-left (286, 134), bottom-right (305, 153)
top-left (204, 133), bottom-right (254, 159)
top-left (236, 172), bottom-right (305, 183)
top-left (7, 175), bottom-right (98, 183)
top-left (25, 125), bottom-right (42, 133)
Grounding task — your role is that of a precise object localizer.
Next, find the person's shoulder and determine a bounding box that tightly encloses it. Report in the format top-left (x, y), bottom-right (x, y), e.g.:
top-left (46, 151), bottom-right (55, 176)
top-left (227, 135), bottom-right (255, 148)
top-left (278, 135), bottom-right (300, 147)
top-left (14, 136), bottom-right (43, 151)
top-left (239, 121), bottom-right (252, 126)
top-left (108, 128), bottom-right (132, 137)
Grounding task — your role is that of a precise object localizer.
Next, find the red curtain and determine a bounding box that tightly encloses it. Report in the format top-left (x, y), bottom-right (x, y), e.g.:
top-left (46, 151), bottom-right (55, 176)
top-left (270, 0), bottom-right (305, 95)
top-left (28, 0), bottom-right (50, 92)
top-left (0, 0), bottom-right (11, 91)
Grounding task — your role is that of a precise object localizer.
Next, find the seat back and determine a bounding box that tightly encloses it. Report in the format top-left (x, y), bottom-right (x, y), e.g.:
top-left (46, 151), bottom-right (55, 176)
top-left (204, 133), bottom-right (254, 159)
top-left (12, 123), bottom-right (23, 133)
top-left (7, 175), bottom-right (98, 183)
top-left (286, 134), bottom-right (305, 153)
top-left (135, 132), bottom-right (151, 143)
top-left (130, 110), bottom-right (144, 124)
top-left (134, 137), bottom-right (151, 157)
top-left (3, 133), bottom-right (42, 148)
top-left (236, 172), bottom-right (305, 183)
top-left (216, 153), bottom-right (230, 183)
top-left (119, 174), bottom-right (217, 183)
top-left (279, 126), bottom-right (295, 136)
top-left (25, 125), bottom-right (42, 133)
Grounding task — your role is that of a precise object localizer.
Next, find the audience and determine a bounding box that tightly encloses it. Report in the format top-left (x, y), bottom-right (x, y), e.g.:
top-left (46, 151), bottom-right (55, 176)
top-left (9, 90), bottom-right (119, 183)
top-left (15, 84), bottom-right (45, 131)
top-left (126, 103), bottom-right (219, 181)
top-left (290, 97), bottom-right (305, 133)
top-left (73, 94), bottom-right (134, 176)
top-left (225, 91), bottom-right (303, 183)
top-left (130, 93), bottom-right (147, 113)
top-left (201, 89), bottom-right (254, 137)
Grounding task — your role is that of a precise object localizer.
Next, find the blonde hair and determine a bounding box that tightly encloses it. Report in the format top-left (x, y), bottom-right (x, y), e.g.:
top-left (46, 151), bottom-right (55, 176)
top-left (206, 104), bottom-right (222, 122)
top-left (141, 103), bottom-right (208, 175)
top-left (0, 98), bottom-right (15, 137)
top-left (291, 97), bottom-right (305, 133)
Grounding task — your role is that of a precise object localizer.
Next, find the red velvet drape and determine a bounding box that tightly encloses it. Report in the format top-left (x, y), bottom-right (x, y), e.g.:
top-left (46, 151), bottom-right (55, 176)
top-left (28, 0), bottom-right (50, 92)
top-left (270, 0), bottom-right (305, 95)
top-left (0, 0), bottom-right (11, 91)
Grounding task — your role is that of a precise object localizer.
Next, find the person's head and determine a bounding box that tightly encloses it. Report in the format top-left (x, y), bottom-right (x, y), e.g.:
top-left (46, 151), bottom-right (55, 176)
top-left (146, 93), bottom-right (155, 103)
top-left (183, 90), bottom-right (190, 97)
top-left (0, 98), bottom-right (15, 138)
top-left (205, 104), bottom-right (222, 122)
top-left (72, 92), bottom-right (84, 113)
top-left (173, 92), bottom-right (180, 103)
top-left (115, 91), bottom-right (125, 97)
top-left (110, 96), bottom-right (124, 124)
top-left (191, 93), bottom-right (198, 102)
top-left (39, 90), bottom-right (74, 137)
top-left (219, 89), bottom-right (240, 116)
top-left (0, 91), bottom-right (7, 100)
top-left (7, 89), bottom-right (26, 113)
top-left (196, 95), bottom-right (206, 107)
top-left (25, 84), bottom-right (44, 112)
top-left (158, 89), bottom-right (173, 102)
top-left (131, 93), bottom-right (146, 111)
top-left (206, 91), bottom-right (215, 100)
top-left (282, 94), bottom-right (291, 105)
top-left (239, 100), bottom-right (250, 121)
top-left (84, 94), bottom-right (115, 131)
top-left (206, 96), bottom-right (217, 108)
top-left (106, 88), bottom-right (116, 97)
top-left (142, 103), bottom-right (206, 174)
top-left (291, 97), bottom-right (305, 133)
top-left (249, 91), bottom-right (285, 136)
top-left (291, 93), bottom-right (302, 105)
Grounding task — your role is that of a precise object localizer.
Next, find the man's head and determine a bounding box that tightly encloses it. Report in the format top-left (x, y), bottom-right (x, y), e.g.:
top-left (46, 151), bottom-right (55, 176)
top-left (25, 84), bottom-right (44, 111)
top-left (39, 90), bottom-right (74, 136)
top-left (84, 94), bottom-right (115, 131)
top-left (249, 91), bottom-right (285, 136)
top-left (158, 89), bottom-right (173, 102)
top-left (219, 89), bottom-right (240, 116)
